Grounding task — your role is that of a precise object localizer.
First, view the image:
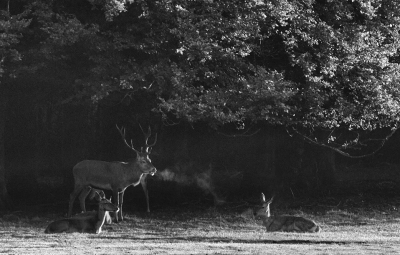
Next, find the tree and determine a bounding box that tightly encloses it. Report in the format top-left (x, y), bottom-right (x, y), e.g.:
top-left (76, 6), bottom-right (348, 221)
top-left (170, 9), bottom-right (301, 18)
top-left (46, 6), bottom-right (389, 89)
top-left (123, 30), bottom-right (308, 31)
top-left (79, 1), bottom-right (400, 136)
top-left (76, 0), bottom-right (399, 189)
top-left (0, 0), bottom-right (99, 209)
top-left (0, 3), bottom-right (31, 208)
top-left (2, 0), bottom-right (400, 205)
top-left (28, 0), bottom-right (400, 161)
top-left (18, 0), bottom-right (399, 145)
top-left (156, 0), bottom-right (400, 154)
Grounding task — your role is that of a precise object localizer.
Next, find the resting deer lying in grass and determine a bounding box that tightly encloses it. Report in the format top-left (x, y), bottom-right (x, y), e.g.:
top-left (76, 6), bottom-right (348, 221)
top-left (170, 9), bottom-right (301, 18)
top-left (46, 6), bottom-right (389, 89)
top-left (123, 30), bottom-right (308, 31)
top-left (255, 193), bottom-right (320, 233)
top-left (45, 192), bottom-right (119, 234)
top-left (76, 186), bottom-right (113, 225)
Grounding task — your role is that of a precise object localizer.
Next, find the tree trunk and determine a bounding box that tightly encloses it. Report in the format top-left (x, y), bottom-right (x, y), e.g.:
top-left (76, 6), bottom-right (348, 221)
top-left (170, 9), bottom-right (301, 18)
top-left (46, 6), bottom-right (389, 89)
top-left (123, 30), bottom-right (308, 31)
top-left (263, 131), bottom-right (277, 195)
top-left (0, 86), bottom-right (11, 210)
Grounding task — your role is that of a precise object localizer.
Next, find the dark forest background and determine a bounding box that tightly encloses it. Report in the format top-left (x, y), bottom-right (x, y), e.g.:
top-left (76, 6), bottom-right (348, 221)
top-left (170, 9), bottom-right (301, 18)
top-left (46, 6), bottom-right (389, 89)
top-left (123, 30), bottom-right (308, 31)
top-left (5, 92), bottom-right (400, 212)
top-left (1, 0), bottom-right (400, 211)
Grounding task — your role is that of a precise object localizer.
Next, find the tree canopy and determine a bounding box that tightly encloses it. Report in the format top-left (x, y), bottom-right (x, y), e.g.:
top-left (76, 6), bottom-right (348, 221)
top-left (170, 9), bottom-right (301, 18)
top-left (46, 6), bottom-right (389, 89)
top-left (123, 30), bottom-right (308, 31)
top-left (2, 0), bottom-right (400, 131)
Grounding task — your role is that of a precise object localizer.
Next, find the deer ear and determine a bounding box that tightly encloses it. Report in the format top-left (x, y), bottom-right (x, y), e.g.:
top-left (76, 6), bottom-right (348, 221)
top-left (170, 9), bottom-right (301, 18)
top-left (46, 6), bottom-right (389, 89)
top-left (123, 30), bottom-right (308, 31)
top-left (260, 193), bottom-right (266, 202)
top-left (99, 191), bottom-right (105, 199)
top-left (268, 196), bottom-right (274, 204)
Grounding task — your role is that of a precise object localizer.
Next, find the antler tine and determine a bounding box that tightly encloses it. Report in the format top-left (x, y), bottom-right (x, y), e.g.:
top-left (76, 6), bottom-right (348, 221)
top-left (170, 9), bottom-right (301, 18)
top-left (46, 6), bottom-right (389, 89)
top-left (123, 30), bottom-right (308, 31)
top-left (139, 124), bottom-right (157, 150)
top-left (139, 124), bottom-right (151, 143)
top-left (116, 124), bottom-right (128, 146)
top-left (147, 132), bottom-right (157, 147)
top-left (116, 124), bottom-right (139, 152)
top-left (130, 139), bottom-right (136, 150)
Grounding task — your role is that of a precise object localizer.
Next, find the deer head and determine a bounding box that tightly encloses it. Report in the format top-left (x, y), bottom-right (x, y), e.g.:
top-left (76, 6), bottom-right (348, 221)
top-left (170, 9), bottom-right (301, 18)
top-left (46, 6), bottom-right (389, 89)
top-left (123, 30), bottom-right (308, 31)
top-left (89, 189), bottom-right (106, 201)
top-left (99, 195), bottom-right (119, 213)
top-left (116, 125), bottom-right (157, 175)
top-left (256, 193), bottom-right (274, 218)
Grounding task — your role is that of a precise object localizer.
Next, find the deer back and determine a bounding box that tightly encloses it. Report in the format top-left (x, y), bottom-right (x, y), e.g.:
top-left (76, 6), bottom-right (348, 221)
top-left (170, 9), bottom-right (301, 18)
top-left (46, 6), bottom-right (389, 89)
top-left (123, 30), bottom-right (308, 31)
top-left (44, 217), bottom-right (97, 233)
top-left (72, 160), bottom-right (145, 189)
top-left (266, 215), bottom-right (320, 232)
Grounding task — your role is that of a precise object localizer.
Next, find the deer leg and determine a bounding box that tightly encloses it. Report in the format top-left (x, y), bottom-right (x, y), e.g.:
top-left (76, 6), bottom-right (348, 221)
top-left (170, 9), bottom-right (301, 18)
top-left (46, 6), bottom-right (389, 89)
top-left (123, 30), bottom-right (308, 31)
top-left (78, 186), bottom-right (92, 213)
top-left (112, 190), bottom-right (120, 222)
top-left (68, 185), bottom-right (85, 217)
top-left (118, 191), bottom-right (124, 221)
top-left (94, 210), bottom-right (106, 234)
top-left (140, 176), bottom-right (150, 213)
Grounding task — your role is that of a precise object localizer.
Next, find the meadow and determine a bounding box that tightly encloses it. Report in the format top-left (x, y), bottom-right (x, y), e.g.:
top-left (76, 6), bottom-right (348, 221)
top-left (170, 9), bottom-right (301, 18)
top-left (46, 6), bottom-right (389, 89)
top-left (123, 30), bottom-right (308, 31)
top-left (1, 196), bottom-right (400, 255)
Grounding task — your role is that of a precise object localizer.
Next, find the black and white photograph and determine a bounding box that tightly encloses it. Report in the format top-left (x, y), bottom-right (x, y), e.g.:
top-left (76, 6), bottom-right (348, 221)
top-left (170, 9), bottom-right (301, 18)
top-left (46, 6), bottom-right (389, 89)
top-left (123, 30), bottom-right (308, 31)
top-left (1, 0), bottom-right (400, 254)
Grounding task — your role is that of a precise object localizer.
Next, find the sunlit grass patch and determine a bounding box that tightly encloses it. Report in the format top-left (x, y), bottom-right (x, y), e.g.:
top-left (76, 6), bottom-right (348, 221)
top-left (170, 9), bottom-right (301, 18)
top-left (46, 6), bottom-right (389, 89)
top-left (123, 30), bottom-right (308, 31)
top-left (1, 204), bottom-right (400, 254)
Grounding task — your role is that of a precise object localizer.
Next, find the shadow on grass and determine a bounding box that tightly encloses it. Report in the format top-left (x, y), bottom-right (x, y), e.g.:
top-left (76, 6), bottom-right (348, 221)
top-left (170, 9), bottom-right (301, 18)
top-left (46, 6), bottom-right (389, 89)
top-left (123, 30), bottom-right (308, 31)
top-left (94, 235), bottom-right (367, 245)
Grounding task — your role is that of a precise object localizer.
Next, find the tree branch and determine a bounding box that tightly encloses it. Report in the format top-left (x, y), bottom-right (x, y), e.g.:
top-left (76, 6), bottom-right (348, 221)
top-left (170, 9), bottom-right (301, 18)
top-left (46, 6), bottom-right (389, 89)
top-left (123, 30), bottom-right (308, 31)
top-left (290, 126), bottom-right (398, 158)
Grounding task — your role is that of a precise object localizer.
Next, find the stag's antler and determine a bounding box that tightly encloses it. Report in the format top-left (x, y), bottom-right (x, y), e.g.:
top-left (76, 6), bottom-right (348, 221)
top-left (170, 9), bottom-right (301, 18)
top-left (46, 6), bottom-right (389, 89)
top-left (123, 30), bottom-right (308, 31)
top-left (116, 125), bottom-right (140, 153)
top-left (139, 124), bottom-right (157, 154)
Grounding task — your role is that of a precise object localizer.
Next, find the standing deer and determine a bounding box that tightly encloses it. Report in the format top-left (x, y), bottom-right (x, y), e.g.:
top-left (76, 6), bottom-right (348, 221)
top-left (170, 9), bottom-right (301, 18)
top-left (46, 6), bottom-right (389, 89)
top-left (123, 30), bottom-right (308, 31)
top-left (78, 175), bottom-right (151, 213)
top-left (68, 125), bottom-right (157, 222)
top-left (45, 192), bottom-right (119, 234)
top-left (78, 186), bottom-right (106, 211)
top-left (255, 193), bottom-right (321, 233)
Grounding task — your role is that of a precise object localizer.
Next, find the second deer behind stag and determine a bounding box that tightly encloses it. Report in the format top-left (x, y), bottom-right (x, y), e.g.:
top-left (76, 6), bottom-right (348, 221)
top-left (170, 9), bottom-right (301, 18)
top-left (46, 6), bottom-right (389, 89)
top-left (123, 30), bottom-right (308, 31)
top-left (255, 193), bottom-right (321, 233)
top-left (77, 186), bottom-right (113, 225)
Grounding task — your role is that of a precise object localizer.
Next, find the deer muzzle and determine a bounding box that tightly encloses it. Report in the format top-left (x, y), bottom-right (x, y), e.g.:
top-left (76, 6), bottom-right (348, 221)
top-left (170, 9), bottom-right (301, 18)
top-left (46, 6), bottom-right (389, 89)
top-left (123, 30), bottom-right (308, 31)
top-left (150, 168), bottom-right (157, 176)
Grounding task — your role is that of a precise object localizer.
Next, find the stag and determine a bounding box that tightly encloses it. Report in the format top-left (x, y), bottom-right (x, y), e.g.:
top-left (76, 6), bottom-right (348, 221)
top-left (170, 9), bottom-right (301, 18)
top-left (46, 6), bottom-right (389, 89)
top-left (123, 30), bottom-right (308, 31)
top-left (68, 125), bottom-right (157, 222)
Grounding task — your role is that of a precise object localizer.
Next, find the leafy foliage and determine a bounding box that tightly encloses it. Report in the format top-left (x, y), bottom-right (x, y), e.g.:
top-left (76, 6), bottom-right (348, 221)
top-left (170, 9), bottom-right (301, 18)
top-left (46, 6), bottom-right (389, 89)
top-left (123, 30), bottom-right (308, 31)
top-left (0, 8), bottom-right (31, 79)
top-left (3, 0), bottom-right (400, 131)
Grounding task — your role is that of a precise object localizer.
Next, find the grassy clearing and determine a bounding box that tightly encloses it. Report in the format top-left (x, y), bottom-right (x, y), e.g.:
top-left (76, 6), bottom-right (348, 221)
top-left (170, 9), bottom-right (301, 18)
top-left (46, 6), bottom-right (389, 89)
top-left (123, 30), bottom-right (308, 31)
top-left (1, 205), bottom-right (400, 255)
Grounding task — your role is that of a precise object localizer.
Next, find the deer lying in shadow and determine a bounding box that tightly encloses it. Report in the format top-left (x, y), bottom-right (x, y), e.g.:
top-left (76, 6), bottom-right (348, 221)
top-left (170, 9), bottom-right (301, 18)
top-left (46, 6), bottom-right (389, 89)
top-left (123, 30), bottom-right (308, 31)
top-left (45, 191), bottom-right (119, 234)
top-left (255, 193), bottom-right (320, 233)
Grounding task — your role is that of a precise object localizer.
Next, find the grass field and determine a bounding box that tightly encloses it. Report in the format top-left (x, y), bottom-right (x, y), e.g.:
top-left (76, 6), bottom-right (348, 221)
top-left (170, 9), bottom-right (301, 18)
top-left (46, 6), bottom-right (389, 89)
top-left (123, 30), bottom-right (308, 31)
top-left (1, 199), bottom-right (400, 255)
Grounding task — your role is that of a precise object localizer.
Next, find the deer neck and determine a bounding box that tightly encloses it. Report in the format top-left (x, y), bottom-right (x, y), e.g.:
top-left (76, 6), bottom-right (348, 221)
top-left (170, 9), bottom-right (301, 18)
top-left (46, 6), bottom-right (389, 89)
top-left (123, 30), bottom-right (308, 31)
top-left (97, 207), bottom-right (107, 223)
top-left (260, 208), bottom-right (274, 227)
top-left (259, 206), bottom-right (271, 222)
top-left (120, 161), bottom-right (145, 185)
top-left (131, 173), bottom-right (145, 186)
